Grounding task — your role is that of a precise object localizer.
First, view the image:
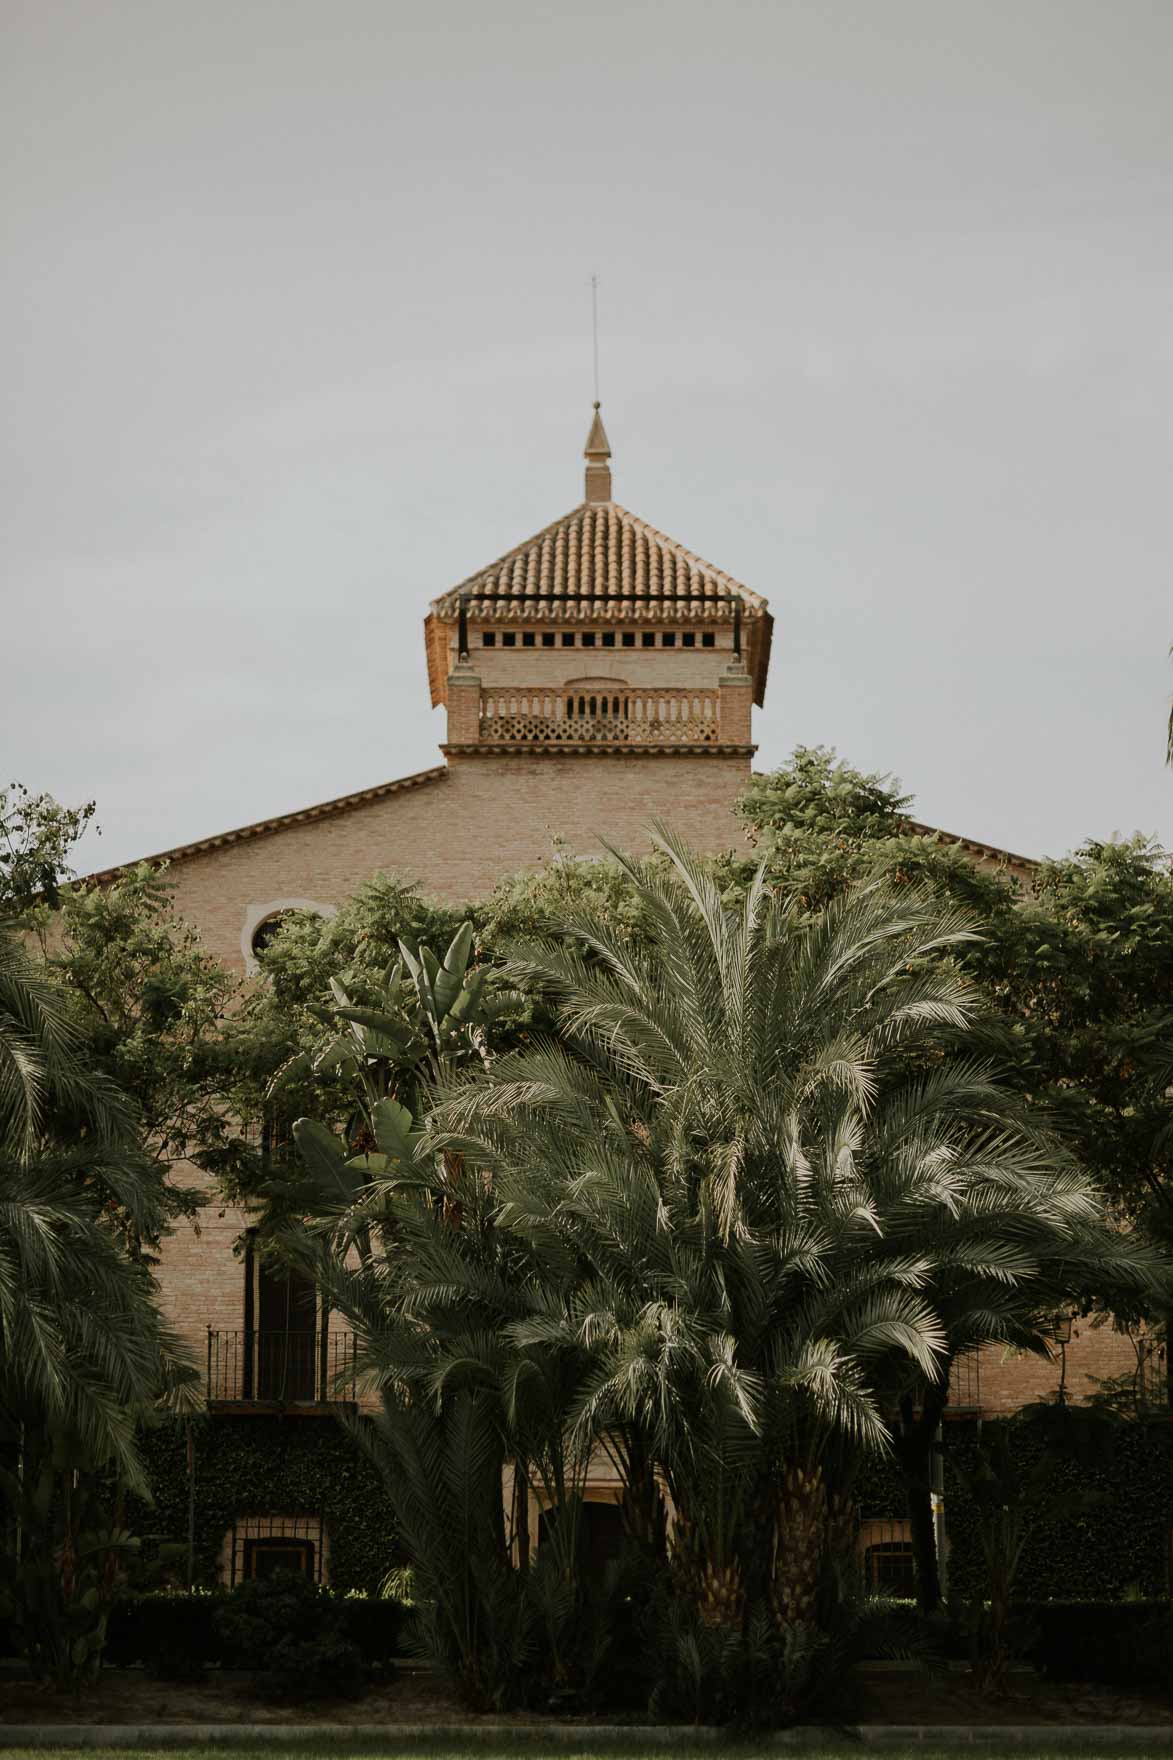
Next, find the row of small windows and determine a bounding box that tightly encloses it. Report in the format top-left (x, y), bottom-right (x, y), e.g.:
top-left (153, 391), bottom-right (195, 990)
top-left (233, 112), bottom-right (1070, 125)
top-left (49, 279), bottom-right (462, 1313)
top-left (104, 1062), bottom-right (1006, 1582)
top-left (481, 630), bottom-right (716, 650)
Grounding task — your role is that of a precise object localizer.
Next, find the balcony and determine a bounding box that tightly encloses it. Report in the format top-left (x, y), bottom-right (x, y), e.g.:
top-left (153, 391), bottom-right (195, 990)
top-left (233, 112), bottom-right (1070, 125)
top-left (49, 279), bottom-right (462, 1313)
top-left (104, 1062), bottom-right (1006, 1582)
top-left (478, 687), bottom-right (723, 747)
top-left (206, 1328), bottom-right (357, 1410)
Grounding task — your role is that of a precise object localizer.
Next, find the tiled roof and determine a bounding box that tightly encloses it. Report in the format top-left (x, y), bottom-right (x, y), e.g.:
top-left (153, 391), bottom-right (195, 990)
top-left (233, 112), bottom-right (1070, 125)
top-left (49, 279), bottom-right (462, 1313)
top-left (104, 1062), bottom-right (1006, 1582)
top-left (432, 500), bottom-right (768, 620)
top-left (906, 819), bottom-right (1036, 874)
top-left (427, 499), bottom-right (773, 706)
top-left (80, 766), bottom-right (448, 884)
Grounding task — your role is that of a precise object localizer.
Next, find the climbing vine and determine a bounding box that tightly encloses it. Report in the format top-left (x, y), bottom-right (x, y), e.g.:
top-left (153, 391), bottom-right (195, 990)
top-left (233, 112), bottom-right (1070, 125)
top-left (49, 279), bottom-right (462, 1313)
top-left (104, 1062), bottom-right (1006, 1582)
top-left (132, 1416), bottom-right (400, 1593)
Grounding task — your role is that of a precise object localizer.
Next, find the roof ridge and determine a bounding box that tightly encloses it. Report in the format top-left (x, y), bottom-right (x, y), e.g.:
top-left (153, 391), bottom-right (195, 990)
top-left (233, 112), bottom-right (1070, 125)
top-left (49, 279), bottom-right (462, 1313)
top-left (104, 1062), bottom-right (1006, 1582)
top-left (607, 502), bottom-right (766, 608)
top-left (434, 499), bottom-right (766, 612)
top-left (80, 765), bottom-right (449, 885)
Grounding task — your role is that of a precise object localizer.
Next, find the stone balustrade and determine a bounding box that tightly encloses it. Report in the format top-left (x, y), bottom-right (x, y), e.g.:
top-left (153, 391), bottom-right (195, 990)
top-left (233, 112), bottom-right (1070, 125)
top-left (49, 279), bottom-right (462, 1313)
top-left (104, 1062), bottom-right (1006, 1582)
top-left (477, 687), bottom-right (723, 746)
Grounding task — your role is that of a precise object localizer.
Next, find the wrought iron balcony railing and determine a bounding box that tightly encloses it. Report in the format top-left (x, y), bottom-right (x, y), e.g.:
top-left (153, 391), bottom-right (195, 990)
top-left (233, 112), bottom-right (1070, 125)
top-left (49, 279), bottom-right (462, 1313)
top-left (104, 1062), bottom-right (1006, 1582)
top-left (206, 1328), bottom-right (357, 1405)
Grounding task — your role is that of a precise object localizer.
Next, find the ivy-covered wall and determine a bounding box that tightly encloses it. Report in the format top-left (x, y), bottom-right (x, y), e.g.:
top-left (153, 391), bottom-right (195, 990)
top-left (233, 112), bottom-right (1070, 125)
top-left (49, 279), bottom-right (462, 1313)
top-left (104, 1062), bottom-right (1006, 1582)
top-left (854, 1451), bottom-right (909, 1523)
top-left (133, 1415), bottom-right (400, 1594)
top-left (134, 1412), bottom-right (1172, 1604)
top-left (943, 1418), bottom-right (1173, 1601)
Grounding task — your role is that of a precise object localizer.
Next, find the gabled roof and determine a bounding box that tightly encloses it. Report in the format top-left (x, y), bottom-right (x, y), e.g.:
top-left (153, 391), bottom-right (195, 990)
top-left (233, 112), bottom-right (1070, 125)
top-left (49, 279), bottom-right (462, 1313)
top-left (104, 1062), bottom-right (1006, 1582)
top-left (426, 498), bottom-right (773, 708)
top-left (81, 765), bottom-right (448, 885)
top-left (906, 819), bottom-right (1036, 876)
top-left (78, 761), bottom-right (1036, 894)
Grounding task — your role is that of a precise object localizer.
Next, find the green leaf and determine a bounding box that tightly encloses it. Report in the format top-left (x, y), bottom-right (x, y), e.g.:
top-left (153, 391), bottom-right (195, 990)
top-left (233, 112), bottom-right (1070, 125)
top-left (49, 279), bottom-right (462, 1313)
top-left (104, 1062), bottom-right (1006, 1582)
top-left (372, 1096), bottom-right (416, 1162)
top-left (334, 1006), bottom-right (410, 1042)
top-left (292, 1118), bottom-right (355, 1202)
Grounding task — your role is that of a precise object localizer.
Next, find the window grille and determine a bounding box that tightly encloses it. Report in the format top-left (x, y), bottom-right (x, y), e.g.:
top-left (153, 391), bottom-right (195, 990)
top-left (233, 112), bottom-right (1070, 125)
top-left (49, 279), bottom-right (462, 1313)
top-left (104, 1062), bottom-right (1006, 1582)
top-left (224, 1513), bottom-right (328, 1587)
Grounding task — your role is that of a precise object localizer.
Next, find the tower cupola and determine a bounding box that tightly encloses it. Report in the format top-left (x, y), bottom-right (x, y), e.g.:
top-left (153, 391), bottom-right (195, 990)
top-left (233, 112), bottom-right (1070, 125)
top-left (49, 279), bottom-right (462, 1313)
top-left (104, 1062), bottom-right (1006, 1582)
top-left (423, 409), bottom-right (773, 760)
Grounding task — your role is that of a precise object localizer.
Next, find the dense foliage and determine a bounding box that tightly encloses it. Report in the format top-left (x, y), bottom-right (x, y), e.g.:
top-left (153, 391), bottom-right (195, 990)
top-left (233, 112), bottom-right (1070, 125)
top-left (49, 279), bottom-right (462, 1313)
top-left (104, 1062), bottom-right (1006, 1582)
top-left (0, 786), bottom-right (197, 1688)
top-left (5, 754), bottom-right (1171, 1714)
top-left (254, 830), bottom-right (1167, 1719)
top-left (131, 1414), bottom-right (402, 1593)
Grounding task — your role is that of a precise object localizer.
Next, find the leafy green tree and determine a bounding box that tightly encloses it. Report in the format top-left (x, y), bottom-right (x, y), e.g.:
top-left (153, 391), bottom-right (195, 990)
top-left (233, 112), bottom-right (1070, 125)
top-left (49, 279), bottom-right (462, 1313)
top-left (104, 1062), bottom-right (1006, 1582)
top-left (434, 831), bottom-right (1149, 1718)
top-left (29, 866), bottom-right (241, 1234)
top-left (730, 749), bottom-right (1173, 1604)
top-left (0, 782), bottom-right (97, 916)
top-left (255, 925), bottom-right (562, 1708)
top-left (0, 917), bottom-right (197, 1687)
top-left (736, 753), bottom-right (1173, 1324)
top-left (1, 786), bottom-right (198, 1686)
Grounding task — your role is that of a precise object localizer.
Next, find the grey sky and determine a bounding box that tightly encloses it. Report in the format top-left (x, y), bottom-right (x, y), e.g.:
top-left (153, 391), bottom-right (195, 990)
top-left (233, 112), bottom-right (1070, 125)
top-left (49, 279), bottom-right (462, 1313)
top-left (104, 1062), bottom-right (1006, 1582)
top-left (4, 0), bottom-right (1170, 879)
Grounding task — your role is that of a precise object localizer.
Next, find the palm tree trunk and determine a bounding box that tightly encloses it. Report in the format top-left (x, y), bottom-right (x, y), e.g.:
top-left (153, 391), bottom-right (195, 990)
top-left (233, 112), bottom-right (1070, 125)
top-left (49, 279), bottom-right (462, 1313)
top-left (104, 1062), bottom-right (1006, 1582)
top-left (770, 1462), bottom-right (825, 1630)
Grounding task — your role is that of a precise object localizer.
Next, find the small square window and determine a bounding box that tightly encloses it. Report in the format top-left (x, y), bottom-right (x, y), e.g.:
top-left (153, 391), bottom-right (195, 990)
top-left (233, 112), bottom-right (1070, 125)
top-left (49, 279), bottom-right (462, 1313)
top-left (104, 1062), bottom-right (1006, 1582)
top-left (662, 632), bottom-right (676, 648)
top-left (621, 632), bottom-right (636, 648)
top-left (582, 632), bottom-right (596, 648)
top-left (542, 632), bottom-right (556, 647)
top-left (562, 632), bottom-right (575, 647)
top-left (482, 632), bottom-right (496, 648)
top-left (682, 632), bottom-right (696, 648)
top-left (602, 632), bottom-right (616, 647)
top-left (642, 632), bottom-right (655, 648)
top-left (502, 631), bottom-right (516, 647)
top-left (701, 632), bottom-right (715, 648)
top-left (522, 631), bottom-right (535, 647)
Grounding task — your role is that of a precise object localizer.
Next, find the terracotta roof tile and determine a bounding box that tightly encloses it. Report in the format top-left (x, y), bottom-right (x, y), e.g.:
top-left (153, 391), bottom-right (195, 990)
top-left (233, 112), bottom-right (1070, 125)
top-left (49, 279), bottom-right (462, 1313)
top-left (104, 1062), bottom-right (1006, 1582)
top-left (431, 500), bottom-right (768, 623)
top-left (428, 499), bottom-right (773, 705)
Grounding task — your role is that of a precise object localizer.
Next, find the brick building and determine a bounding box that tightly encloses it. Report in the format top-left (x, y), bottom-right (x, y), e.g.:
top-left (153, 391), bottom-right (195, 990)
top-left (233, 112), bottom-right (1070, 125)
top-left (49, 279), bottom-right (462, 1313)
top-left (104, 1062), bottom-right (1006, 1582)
top-left (89, 408), bottom-right (1141, 1588)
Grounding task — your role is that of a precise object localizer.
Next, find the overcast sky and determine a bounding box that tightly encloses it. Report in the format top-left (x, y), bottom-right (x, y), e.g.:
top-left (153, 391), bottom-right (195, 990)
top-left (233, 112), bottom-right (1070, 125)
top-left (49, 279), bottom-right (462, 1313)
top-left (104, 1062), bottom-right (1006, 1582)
top-left (4, 0), bottom-right (1170, 880)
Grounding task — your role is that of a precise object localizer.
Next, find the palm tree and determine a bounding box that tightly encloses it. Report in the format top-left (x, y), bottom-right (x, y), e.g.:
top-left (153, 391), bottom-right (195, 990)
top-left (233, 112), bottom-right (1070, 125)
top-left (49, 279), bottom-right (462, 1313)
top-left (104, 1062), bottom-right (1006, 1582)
top-left (0, 923), bottom-right (192, 1486)
top-left (440, 830), bottom-right (1166, 1652)
top-left (0, 929), bottom-right (133, 1162)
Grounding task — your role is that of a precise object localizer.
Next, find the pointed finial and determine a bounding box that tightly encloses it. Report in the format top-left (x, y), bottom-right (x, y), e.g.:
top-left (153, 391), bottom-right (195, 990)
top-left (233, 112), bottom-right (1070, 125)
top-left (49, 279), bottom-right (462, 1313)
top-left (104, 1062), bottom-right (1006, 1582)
top-left (584, 402), bottom-right (612, 503)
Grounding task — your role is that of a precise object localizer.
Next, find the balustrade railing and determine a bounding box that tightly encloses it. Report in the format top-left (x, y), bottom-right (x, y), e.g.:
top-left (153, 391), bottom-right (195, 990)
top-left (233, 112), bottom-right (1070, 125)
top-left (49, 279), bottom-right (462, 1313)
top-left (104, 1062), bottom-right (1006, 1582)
top-left (478, 688), bottom-right (722, 746)
top-left (206, 1328), bottom-right (357, 1404)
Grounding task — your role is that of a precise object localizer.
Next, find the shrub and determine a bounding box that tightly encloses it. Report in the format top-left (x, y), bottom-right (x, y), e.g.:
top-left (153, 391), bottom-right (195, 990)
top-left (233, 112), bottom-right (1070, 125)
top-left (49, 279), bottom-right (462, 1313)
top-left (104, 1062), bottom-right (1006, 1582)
top-left (1021, 1600), bottom-right (1173, 1690)
top-left (104, 1591), bottom-right (226, 1678)
top-left (212, 1571), bottom-right (368, 1701)
top-left (104, 1584), bottom-right (407, 1688)
top-left (340, 1594), bottom-right (410, 1663)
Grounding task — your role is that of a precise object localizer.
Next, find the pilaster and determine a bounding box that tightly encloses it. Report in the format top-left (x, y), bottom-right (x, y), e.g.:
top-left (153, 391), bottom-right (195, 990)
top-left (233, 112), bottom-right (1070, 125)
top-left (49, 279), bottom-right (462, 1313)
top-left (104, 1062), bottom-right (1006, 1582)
top-left (445, 661), bottom-right (482, 747)
top-left (718, 659), bottom-right (754, 746)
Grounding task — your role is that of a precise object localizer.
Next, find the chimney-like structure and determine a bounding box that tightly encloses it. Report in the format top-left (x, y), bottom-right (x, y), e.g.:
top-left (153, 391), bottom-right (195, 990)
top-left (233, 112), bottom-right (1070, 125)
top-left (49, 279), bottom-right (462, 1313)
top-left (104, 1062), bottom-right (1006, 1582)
top-left (583, 402), bottom-right (611, 503)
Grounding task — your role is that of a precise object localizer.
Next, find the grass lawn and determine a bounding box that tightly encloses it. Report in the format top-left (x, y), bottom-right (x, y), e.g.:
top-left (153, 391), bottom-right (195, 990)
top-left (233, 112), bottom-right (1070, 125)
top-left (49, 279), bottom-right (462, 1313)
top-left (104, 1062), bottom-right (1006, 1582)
top-left (8, 1746), bottom-right (1173, 1760)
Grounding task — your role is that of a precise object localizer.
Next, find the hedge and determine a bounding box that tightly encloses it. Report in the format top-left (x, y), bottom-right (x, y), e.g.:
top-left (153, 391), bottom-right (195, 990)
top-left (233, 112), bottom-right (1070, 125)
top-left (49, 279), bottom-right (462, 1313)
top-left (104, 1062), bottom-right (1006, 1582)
top-left (1019, 1600), bottom-right (1172, 1689)
top-left (943, 1417), bottom-right (1173, 1602)
top-left (130, 1414), bottom-right (402, 1593)
top-left (104, 1590), bottom-right (410, 1671)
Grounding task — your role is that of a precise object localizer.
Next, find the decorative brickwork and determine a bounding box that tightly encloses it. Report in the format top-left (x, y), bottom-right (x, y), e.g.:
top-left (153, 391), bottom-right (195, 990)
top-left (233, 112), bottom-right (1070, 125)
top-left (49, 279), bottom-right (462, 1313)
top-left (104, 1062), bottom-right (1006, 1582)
top-left (477, 686), bottom-right (724, 746)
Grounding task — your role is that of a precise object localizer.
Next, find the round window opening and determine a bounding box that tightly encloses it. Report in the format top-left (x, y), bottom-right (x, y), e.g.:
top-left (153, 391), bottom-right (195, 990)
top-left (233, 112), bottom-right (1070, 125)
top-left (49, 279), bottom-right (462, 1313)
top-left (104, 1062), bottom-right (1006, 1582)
top-left (250, 912), bottom-right (297, 958)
